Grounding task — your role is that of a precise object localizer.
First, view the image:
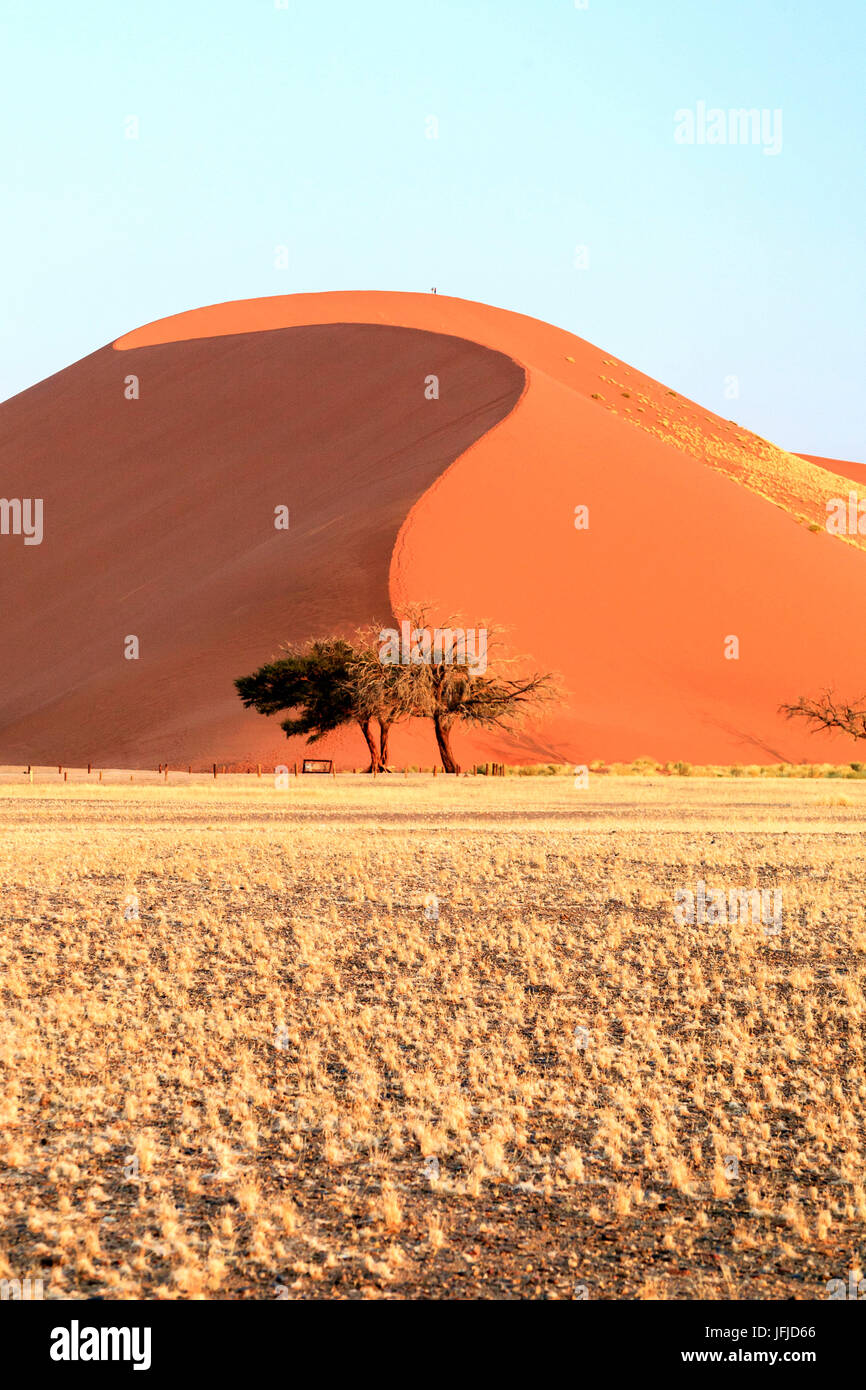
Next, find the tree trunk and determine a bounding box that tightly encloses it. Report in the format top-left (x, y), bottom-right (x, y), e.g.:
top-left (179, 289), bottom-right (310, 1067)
top-left (433, 713), bottom-right (457, 772)
top-left (378, 719), bottom-right (392, 771)
top-left (359, 718), bottom-right (380, 773)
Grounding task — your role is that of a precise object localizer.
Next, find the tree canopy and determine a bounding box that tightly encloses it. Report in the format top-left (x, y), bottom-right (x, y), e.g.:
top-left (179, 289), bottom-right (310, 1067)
top-left (235, 637), bottom-right (382, 771)
top-left (235, 609), bottom-right (559, 772)
top-left (781, 690), bottom-right (866, 742)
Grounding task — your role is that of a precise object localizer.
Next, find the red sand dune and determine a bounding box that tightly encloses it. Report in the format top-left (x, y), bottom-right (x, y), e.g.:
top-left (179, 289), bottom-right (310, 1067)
top-left (797, 453), bottom-right (866, 486)
top-left (2, 290), bottom-right (865, 769)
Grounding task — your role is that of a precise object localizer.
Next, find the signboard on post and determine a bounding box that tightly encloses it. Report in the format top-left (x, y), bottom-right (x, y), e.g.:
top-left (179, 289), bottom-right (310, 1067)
top-left (302, 759), bottom-right (333, 774)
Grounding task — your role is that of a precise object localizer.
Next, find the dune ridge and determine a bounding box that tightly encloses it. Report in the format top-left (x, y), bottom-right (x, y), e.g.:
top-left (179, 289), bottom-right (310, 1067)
top-left (117, 292), bottom-right (866, 545)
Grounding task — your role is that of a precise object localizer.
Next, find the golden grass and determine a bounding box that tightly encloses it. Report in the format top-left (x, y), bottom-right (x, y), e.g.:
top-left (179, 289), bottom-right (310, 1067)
top-left (1, 774), bottom-right (864, 1299)
top-left (595, 362), bottom-right (864, 545)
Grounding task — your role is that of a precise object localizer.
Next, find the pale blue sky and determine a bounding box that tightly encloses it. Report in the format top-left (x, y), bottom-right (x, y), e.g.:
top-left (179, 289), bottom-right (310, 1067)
top-left (3, 0), bottom-right (863, 457)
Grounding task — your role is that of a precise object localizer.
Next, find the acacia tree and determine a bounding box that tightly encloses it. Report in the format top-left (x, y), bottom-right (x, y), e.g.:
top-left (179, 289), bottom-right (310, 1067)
top-left (780, 690), bottom-right (866, 743)
top-left (235, 637), bottom-right (386, 770)
top-left (374, 606), bottom-right (559, 772)
top-left (236, 613), bottom-right (559, 774)
top-left (421, 663), bottom-right (558, 772)
top-left (350, 627), bottom-right (409, 771)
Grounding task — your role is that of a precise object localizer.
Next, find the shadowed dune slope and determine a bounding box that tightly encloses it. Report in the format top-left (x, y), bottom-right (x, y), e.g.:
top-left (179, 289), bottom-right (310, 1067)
top-left (3, 290), bottom-right (865, 769)
top-left (0, 323), bottom-right (523, 767)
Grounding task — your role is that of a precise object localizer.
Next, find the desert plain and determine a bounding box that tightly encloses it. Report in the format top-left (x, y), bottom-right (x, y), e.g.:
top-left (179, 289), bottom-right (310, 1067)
top-left (1, 769), bottom-right (864, 1300)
